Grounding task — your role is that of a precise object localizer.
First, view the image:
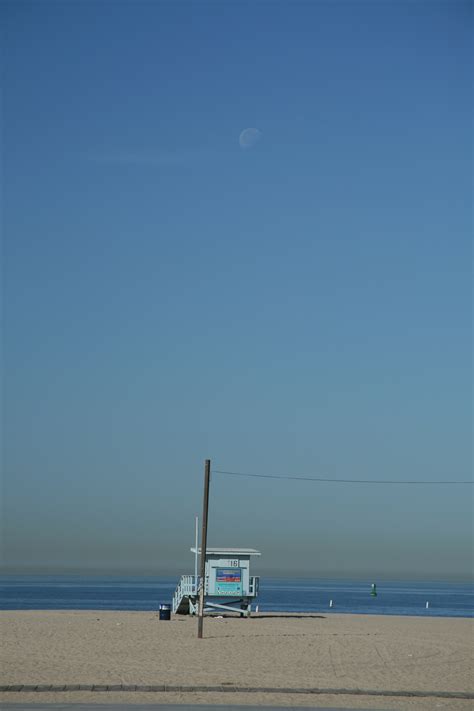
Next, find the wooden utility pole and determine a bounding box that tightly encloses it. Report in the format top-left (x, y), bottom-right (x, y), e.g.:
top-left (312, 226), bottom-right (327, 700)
top-left (197, 459), bottom-right (211, 639)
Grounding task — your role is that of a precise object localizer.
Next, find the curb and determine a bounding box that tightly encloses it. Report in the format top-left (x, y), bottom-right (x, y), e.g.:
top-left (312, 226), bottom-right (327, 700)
top-left (0, 685), bottom-right (472, 699)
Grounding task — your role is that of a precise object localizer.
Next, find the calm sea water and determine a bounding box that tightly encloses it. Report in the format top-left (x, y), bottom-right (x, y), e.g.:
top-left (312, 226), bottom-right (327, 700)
top-left (0, 575), bottom-right (472, 617)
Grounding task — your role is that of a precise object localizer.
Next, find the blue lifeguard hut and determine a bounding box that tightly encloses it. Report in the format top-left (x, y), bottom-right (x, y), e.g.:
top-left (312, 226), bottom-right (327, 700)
top-left (172, 547), bottom-right (261, 616)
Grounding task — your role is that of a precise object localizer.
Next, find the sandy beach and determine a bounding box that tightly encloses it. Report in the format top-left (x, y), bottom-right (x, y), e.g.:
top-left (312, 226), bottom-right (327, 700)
top-left (1, 610), bottom-right (472, 709)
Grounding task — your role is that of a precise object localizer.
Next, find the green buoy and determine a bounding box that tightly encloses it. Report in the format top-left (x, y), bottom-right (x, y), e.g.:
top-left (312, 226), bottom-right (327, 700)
top-left (370, 583), bottom-right (377, 597)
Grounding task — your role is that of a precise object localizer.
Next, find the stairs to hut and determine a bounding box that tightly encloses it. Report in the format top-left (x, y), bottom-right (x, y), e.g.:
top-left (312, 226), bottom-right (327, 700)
top-left (172, 575), bottom-right (201, 614)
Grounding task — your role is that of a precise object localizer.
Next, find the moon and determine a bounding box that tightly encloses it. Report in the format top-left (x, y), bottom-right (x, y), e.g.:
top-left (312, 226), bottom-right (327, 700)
top-left (239, 127), bottom-right (262, 149)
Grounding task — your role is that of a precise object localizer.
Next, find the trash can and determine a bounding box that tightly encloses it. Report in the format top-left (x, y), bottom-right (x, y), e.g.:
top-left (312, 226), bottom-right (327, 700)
top-left (159, 603), bottom-right (171, 620)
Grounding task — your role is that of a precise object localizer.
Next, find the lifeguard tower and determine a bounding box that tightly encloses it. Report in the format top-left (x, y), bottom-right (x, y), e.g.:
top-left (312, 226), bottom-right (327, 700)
top-left (172, 547), bottom-right (260, 616)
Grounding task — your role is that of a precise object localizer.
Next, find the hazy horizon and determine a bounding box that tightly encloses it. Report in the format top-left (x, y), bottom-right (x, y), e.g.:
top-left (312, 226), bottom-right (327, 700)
top-left (1, 563), bottom-right (472, 584)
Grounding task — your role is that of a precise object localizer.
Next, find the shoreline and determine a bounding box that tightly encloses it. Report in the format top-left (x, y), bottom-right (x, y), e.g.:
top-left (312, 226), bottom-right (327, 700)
top-left (1, 608), bottom-right (472, 619)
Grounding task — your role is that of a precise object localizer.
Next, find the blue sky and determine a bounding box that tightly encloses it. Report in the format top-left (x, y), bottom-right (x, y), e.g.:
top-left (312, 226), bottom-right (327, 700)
top-left (2, 1), bottom-right (472, 579)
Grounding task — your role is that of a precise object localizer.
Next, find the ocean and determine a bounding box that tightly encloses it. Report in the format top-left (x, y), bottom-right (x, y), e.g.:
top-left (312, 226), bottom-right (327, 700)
top-left (0, 575), bottom-right (472, 617)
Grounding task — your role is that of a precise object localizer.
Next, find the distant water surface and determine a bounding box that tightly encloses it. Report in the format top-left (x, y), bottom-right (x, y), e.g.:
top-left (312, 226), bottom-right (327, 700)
top-left (0, 576), bottom-right (472, 617)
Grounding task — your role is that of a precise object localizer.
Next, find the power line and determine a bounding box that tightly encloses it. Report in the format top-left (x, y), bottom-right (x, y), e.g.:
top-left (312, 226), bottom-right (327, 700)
top-left (213, 469), bottom-right (472, 485)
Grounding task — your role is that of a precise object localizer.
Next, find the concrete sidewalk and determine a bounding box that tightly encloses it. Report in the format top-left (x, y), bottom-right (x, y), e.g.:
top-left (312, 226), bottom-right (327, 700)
top-left (0, 705), bottom-right (385, 711)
